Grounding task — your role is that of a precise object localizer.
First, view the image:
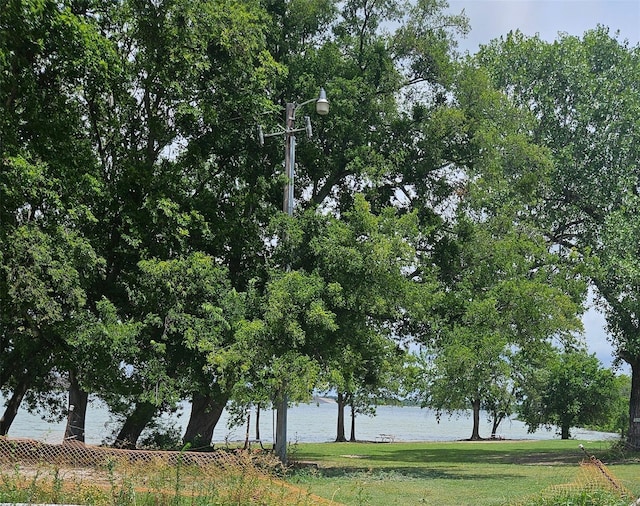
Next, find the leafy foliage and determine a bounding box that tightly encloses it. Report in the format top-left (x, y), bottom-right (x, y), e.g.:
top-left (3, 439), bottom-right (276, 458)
top-left (475, 26), bottom-right (640, 447)
top-left (2, 0), bottom-right (623, 451)
top-left (518, 348), bottom-right (617, 439)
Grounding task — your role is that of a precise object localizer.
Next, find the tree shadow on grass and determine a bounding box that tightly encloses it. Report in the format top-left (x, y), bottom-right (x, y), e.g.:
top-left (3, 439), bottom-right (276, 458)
top-left (309, 465), bottom-right (524, 481)
top-left (362, 446), bottom-right (582, 466)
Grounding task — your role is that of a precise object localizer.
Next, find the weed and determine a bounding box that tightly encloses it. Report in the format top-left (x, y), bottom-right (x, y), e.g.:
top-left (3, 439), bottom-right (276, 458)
top-left (26, 467), bottom-right (41, 503)
top-left (354, 480), bottom-right (372, 505)
top-left (518, 489), bottom-right (631, 506)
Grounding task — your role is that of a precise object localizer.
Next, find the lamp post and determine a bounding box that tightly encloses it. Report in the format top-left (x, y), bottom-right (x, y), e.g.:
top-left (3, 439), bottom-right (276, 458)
top-left (258, 88), bottom-right (329, 464)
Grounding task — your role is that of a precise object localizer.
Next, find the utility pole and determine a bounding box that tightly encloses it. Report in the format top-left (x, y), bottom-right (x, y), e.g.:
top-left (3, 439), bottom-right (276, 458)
top-left (258, 89), bottom-right (329, 464)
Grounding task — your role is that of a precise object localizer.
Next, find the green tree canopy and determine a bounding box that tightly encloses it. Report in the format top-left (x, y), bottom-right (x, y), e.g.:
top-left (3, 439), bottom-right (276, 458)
top-left (518, 348), bottom-right (617, 439)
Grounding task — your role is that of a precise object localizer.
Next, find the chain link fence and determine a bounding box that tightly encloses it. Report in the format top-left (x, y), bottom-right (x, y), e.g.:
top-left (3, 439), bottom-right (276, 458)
top-left (510, 447), bottom-right (637, 505)
top-left (0, 436), bottom-right (248, 469)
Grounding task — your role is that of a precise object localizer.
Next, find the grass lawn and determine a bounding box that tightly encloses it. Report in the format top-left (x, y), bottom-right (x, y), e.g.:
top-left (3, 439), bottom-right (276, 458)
top-left (287, 439), bottom-right (640, 505)
top-left (2, 438), bottom-right (638, 505)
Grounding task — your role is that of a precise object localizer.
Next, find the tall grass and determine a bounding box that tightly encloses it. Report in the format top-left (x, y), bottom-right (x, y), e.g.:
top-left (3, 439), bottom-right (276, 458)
top-left (0, 451), bottom-right (323, 505)
top-left (516, 489), bottom-right (630, 506)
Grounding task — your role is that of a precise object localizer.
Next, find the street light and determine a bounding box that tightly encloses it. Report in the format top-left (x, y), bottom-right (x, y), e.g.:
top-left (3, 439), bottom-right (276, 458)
top-left (258, 88), bottom-right (329, 464)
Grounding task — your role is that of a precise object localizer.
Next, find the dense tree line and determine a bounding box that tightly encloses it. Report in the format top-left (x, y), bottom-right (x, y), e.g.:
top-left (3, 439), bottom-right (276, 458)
top-left (0, 0), bottom-right (636, 451)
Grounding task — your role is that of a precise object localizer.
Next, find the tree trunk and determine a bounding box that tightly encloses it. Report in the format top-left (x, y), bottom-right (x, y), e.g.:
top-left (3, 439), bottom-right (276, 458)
top-left (0, 375), bottom-right (30, 435)
top-left (182, 389), bottom-right (227, 449)
top-left (64, 371), bottom-right (89, 444)
top-left (243, 410), bottom-right (251, 450)
top-left (560, 424), bottom-right (571, 440)
top-left (349, 402), bottom-right (357, 442)
top-left (490, 411), bottom-right (505, 439)
top-left (470, 398), bottom-right (482, 440)
top-left (335, 392), bottom-right (347, 442)
top-left (627, 360), bottom-right (640, 449)
top-left (274, 386), bottom-right (288, 463)
top-left (114, 401), bottom-right (157, 449)
top-left (255, 404), bottom-right (261, 441)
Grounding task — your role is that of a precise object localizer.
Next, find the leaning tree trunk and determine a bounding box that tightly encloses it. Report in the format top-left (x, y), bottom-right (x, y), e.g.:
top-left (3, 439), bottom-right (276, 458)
top-left (335, 392), bottom-right (347, 442)
top-left (114, 401), bottom-right (157, 449)
top-left (182, 389), bottom-right (227, 449)
top-left (470, 398), bottom-right (482, 441)
top-left (490, 411), bottom-right (505, 439)
top-left (627, 359), bottom-right (640, 449)
top-left (0, 374), bottom-right (31, 435)
top-left (64, 371), bottom-right (88, 444)
top-left (349, 402), bottom-right (357, 442)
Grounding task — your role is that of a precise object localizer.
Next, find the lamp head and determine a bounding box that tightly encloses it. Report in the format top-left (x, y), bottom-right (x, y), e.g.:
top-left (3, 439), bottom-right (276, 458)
top-left (315, 87), bottom-right (329, 116)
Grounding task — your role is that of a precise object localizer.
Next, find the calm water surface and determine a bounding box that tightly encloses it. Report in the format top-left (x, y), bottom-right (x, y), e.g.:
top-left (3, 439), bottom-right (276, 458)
top-left (3, 397), bottom-right (617, 445)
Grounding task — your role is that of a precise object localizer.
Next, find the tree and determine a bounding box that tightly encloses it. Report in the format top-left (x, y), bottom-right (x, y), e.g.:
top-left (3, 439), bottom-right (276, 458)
top-left (408, 59), bottom-right (585, 440)
top-left (585, 374), bottom-right (631, 438)
top-left (240, 266), bottom-right (332, 457)
top-left (236, 0), bottom-right (470, 453)
top-left (518, 348), bottom-right (616, 439)
top-left (105, 253), bottom-right (246, 448)
top-left (475, 27), bottom-right (640, 448)
top-left (1, 0), bottom-right (283, 444)
top-left (597, 197), bottom-right (640, 444)
top-left (0, 0), bottom-right (119, 437)
top-left (292, 196), bottom-right (421, 442)
top-left (423, 214), bottom-right (583, 440)
top-left (328, 337), bottom-right (408, 442)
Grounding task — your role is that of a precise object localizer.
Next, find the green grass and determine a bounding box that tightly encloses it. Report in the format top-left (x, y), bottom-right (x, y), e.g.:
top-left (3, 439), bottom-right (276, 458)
top-left (287, 439), bottom-right (640, 505)
top-left (2, 439), bottom-right (638, 505)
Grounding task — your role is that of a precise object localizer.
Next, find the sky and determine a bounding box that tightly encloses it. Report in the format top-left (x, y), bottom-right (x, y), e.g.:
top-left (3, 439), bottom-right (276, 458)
top-left (443, 0), bottom-right (640, 369)
top-left (447, 0), bottom-right (640, 54)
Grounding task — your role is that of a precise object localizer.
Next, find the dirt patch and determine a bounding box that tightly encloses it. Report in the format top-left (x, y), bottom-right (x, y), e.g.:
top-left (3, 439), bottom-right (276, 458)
top-left (1, 463), bottom-right (117, 488)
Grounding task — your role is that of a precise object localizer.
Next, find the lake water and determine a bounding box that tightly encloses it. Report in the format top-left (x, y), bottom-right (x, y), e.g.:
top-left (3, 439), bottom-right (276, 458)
top-left (2, 397), bottom-right (617, 446)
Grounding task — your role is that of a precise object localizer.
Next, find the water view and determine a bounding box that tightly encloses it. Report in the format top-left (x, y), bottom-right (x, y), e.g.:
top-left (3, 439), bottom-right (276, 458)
top-left (3, 397), bottom-right (617, 446)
